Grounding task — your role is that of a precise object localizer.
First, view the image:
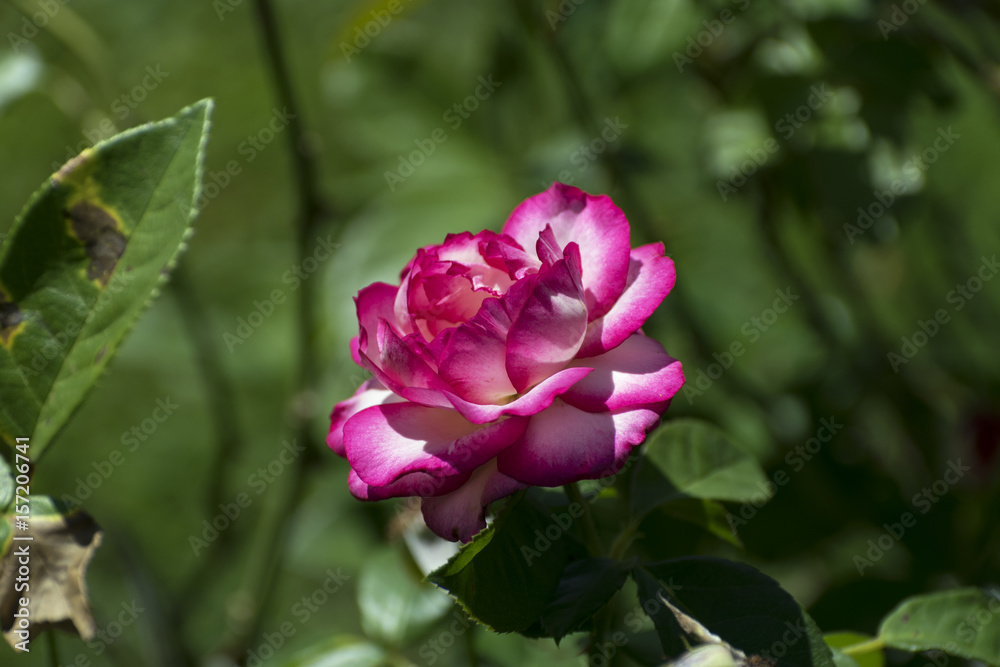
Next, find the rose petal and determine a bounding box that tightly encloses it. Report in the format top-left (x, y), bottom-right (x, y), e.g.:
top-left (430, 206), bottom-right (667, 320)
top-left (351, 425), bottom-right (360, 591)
top-left (484, 234), bottom-right (540, 280)
top-left (359, 347), bottom-right (454, 410)
top-left (349, 335), bottom-right (362, 366)
top-left (327, 378), bottom-right (399, 457)
top-left (504, 246), bottom-right (588, 392)
top-left (366, 319), bottom-right (449, 392)
top-left (496, 400), bottom-right (661, 486)
top-left (437, 299), bottom-right (518, 404)
top-left (535, 224), bottom-right (563, 266)
top-left (357, 283), bottom-right (405, 356)
top-left (348, 468), bottom-right (470, 501)
top-left (562, 334), bottom-right (684, 413)
top-left (502, 183), bottom-right (630, 319)
top-left (344, 403), bottom-right (527, 487)
top-left (421, 460), bottom-right (526, 542)
top-left (445, 366), bottom-right (593, 424)
top-left (578, 243), bottom-right (676, 358)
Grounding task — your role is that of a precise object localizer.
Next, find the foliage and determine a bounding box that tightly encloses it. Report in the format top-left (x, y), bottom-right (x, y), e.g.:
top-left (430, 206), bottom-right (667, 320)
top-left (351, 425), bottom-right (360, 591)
top-left (0, 0), bottom-right (998, 665)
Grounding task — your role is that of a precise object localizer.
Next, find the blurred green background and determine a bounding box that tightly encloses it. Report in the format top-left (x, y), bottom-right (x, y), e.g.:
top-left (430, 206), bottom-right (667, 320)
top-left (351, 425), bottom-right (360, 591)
top-left (1, 0), bottom-right (999, 664)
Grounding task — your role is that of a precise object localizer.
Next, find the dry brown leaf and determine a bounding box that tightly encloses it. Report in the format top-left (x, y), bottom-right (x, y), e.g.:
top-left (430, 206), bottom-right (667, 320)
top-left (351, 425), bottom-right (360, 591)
top-left (0, 506), bottom-right (102, 652)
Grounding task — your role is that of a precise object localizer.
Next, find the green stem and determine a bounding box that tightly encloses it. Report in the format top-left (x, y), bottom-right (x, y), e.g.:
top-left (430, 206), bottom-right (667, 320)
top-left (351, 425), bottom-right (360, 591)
top-left (46, 631), bottom-right (58, 667)
top-left (608, 517), bottom-right (641, 561)
top-left (170, 267), bottom-right (244, 541)
top-left (219, 0), bottom-right (334, 663)
top-left (463, 624), bottom-right (479, 667)
top-left (841, 637), bottom-right (886, 657)
top-left (563, 483), bottom-right (613, 663)
top-left (564, 483), bottom-right (604, 556)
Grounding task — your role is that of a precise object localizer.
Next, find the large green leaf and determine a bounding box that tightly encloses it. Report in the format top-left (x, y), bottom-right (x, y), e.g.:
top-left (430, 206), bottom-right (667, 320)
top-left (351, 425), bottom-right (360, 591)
top-left (631, 419), bottom-right (771, 520)
top-left (878, 588), bottom-right (1000, 665)
top-left (426, 492), bottom-right (577, 633)
top-left (357, 548), bottom-right (451, 647)
top-left (634, 557), bottom-right (835, 667)
top-left (0, 99), bottom-right (212, 456)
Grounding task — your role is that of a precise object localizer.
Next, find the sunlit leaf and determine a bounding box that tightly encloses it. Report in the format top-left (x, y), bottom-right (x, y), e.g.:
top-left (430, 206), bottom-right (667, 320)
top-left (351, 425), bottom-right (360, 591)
top-left (878, 588), bottom-right (1000, 665)
top-left (357, 548), bottom-right (451, 647)
top-left (277, 635), bottom-right (387, 667)
top-left (632, 419), bottom-right (771, 520)
top-left (824, 633), bottom-right (883, 667)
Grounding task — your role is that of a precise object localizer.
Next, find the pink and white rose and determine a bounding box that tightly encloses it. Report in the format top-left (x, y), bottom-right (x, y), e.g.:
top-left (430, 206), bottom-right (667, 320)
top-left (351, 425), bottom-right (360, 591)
top-left (328, 183), bottom-right (684, 541)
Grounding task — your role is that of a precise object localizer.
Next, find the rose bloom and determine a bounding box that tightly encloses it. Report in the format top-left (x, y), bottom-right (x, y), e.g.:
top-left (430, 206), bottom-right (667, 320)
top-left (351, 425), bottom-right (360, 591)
top-left (328, 183), bottom-right (684, 541)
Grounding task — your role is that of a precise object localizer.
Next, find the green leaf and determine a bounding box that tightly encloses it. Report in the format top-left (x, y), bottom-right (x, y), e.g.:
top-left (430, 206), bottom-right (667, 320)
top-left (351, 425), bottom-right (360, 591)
top-left (632, 419), bottom-right (771, 519)
top-left (427, 492), bottom-right (576, 633)
top-left (828, 648), bottom-right (861, 667)
top-left (824, 633), bottom-right (883, 667)
top-left (277, 636), bottom-right (388, 667)
top-left (0, 99), bottom-right (212, 456)
top-left (657, 498), bottom-right (742, 547)
top-left (538, 557), bottom-right (633, 641)
top-left (357, 548), bottom-right (452, 647)
top-left (634, 557), bottom-right (835, 667)
top-left (878, 588), bottom-right (1000, 665)
top-left (0, 456), bottom-right (12, 512)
